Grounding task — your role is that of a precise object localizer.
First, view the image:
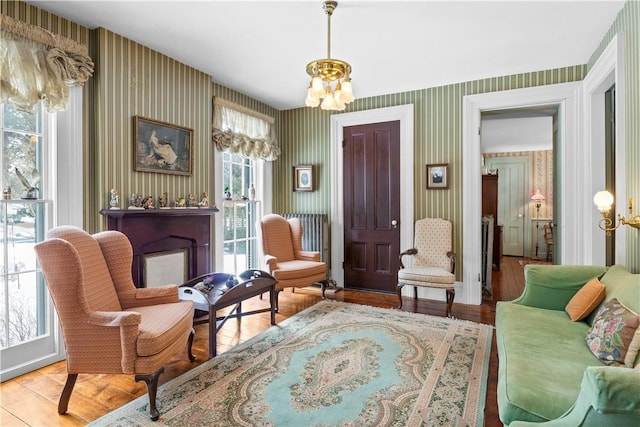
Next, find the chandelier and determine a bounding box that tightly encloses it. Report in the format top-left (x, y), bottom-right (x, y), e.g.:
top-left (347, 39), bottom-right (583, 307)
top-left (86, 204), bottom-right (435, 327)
top-left (305, 1), bottom-right (355, 111)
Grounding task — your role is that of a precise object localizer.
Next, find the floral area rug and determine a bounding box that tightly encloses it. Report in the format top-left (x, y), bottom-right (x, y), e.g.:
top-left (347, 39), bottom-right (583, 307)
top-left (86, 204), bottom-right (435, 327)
top-left (91, 300), bottom-right (493, 427)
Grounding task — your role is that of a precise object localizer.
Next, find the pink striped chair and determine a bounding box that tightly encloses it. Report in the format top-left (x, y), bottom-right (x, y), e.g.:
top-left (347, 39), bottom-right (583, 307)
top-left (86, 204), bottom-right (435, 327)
top-left (257, 214), bottom-right (328, 309)
top-left (34, 226), bottom-right (195, 421)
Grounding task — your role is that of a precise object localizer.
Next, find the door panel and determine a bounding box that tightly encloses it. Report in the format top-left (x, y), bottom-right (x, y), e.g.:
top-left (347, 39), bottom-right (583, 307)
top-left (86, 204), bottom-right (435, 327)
top-left (486, 157), bottom-right (528, 257)
top-left (344, 121), bottom-right (400, 291)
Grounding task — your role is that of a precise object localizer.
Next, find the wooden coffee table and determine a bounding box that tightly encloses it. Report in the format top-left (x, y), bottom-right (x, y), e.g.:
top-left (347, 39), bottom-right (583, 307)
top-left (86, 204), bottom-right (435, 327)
top-left (180, 269), bottom-right (277, 358)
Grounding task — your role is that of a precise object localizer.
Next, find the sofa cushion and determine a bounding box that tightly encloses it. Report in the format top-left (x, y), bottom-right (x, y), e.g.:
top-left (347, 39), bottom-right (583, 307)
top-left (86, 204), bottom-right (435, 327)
top-left (565, 277), bottom-right (606, 321)
top-left (586, 298), bottom-right (640, 366)
top-left (626, 327), bottom-right (640, 368)
top-left (496, 301), bottom-right (602, 424)
top-left (588, 264), bottom-right (640, 325)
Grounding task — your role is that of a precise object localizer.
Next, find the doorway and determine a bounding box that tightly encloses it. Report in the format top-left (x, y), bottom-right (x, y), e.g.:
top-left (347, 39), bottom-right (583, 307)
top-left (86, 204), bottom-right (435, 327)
top-left (343, 121), bottom-right (401, 291)
top-left (463, 82), bottom-right (582, 305)
top-left (330, 105), bottom-right (414, 289)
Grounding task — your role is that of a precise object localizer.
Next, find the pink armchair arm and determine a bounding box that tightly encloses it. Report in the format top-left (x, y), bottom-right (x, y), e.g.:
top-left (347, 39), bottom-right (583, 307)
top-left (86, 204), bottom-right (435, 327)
top-left (264, 254), bottom-right (278, 271)
top-left (296, 250), bottom-right (321, 262)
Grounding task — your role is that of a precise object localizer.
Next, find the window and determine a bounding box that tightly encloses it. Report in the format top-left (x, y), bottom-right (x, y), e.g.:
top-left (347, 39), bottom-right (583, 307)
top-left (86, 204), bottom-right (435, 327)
top-left (0, 88), bottom-right (83, 381)
top-left (221, 153), bottom-right (260, 274)
top-left (1, 103), bottom-right (46, 346)
top-left (212, 98), bottom-right (276, 275)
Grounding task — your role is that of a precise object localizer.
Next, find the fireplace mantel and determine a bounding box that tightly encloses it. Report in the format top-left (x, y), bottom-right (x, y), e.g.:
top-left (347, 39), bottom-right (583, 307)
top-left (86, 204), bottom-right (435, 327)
top-left (100, 208), bottom-right (218, 287)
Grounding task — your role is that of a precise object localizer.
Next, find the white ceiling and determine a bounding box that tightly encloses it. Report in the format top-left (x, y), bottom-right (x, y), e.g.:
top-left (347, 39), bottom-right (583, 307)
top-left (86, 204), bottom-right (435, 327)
top-left (24, 0), bottom-right (625, 111)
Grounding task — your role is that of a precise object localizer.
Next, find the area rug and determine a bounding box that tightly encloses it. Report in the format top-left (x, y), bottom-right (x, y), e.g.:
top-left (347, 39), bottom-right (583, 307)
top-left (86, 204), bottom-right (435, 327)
top-left (91, 300), bottom-right (493, 427)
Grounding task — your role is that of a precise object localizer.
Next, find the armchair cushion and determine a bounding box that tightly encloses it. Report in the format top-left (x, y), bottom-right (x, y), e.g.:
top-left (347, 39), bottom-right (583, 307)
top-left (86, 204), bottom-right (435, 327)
top-left (398, 266), bottom-right (454, 287)
top-left (270, 260), bottom-right (327, 281)
top-left (134, 301), bottom-right (195, 357)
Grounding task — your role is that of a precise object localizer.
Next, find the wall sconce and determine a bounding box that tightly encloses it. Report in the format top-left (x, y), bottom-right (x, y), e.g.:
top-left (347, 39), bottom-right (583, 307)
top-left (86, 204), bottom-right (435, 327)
top-left (593, 190), bottom-right (640, 235)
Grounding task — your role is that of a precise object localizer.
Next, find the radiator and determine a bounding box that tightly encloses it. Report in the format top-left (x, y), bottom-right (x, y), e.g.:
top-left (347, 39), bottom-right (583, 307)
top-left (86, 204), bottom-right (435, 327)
top-left (481, 215), bottom-right (494, 296)
top-left (280, 213), bottom-right (330, 267)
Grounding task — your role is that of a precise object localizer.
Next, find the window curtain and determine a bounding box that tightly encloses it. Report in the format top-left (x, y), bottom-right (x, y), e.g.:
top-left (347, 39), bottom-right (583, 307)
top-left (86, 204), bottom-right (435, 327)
top-left (212, 97), bottom-right (280, 161)
top-left (0, 15), bottom-right (94, 113)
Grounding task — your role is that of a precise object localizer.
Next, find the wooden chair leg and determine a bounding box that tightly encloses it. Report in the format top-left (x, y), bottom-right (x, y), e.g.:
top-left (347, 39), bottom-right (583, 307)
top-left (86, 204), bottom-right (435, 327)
top-left (58, 373), bottom-right (78, 415)
top-left (187, 328), bottom-right (195, 362)
top-left (397, 284), bottom-right (404, 309)
top-left (445, 288), bottom-right (455, 318)
top-left (135, 368), bottom-right (164, 421)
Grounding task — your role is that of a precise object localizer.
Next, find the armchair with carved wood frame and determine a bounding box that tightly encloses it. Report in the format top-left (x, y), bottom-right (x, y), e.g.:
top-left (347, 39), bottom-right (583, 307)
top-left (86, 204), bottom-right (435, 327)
top-left (397, 218), bottom-right (456, 318)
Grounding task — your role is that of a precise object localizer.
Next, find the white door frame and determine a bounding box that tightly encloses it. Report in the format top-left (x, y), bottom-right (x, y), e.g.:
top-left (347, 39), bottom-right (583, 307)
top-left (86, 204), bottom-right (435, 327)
top-left (463, 82), bottom-right (581, 305)
top-left (582, 34), bottom-right (626, 265)
top-left (330, 105), bottom-right (414, 287)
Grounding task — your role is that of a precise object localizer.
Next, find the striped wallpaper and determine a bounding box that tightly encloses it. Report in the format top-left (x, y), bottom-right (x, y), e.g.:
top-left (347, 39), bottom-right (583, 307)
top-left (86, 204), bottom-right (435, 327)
top-left (588, 0), bottom-right (640, 272)
top-left (4, 0), bottom-right (638, 272)
top-left (277, 66), bottom-right (587, 279)
top-left (0, 0), bottom-right (88, 45)
top-left (86, 28), bottom-right (213, 232)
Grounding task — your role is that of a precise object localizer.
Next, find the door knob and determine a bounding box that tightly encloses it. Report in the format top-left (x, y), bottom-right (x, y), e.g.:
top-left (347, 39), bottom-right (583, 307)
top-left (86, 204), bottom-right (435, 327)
top-left (391, 219), bottom-right (398, 228)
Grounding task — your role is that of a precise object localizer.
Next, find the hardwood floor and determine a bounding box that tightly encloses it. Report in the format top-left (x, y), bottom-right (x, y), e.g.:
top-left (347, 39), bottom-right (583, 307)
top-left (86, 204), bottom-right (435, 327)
top-left (0, 256), bottom-right (526, 426)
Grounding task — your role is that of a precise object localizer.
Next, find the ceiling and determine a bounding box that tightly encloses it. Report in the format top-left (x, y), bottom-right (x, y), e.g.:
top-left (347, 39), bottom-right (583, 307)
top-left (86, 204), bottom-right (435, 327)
top-left (24, 0), bottom-right (625, 111)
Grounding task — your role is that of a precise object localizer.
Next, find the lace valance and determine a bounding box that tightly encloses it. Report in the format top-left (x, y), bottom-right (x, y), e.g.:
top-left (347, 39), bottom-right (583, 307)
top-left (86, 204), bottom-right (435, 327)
top-left (212, 97), bottom-right (280, 161)
top-left (0, 14), bottom-right (94, 113)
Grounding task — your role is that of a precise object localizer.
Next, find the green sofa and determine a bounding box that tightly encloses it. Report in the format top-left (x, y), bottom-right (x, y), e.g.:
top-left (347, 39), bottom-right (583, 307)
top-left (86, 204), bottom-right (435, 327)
top-left (496, 264), bottom-right (640, 426)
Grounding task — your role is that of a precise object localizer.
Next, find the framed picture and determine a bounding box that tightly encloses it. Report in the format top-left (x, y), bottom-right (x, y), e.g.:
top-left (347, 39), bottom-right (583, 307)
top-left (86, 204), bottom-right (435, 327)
top-left (134, 116), bottom-right (193, 176)
top-left (426, 163), bottom-right (449, 189)
top-left (293, 165), bottom-right (314, 192)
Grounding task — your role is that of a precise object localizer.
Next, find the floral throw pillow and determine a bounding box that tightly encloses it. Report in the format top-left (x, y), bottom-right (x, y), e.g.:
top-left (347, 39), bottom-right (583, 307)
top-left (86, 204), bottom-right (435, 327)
top-left (585, 298), bottom-right (640, 366)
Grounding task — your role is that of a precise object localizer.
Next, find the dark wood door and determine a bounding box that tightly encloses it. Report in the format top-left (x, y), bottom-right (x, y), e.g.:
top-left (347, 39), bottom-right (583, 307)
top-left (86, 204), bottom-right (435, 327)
top-left (343, 121), bottom-right (400, 292)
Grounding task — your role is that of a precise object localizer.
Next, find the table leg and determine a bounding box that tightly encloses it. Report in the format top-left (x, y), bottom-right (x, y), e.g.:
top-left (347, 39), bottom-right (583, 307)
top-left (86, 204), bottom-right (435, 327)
top-left (269, 287), bottom-right (276, 325)
top-left (208, 308), bottom-right (217, 358)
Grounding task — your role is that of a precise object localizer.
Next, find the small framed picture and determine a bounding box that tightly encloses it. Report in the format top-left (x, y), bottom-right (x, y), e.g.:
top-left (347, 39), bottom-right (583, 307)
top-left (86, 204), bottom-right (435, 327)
top-left (293, 165), bottom-right (314, 192)
top-left (426, 163), bottom-right (449, 189)
top-left (134, 116), bottom-right (193, 176)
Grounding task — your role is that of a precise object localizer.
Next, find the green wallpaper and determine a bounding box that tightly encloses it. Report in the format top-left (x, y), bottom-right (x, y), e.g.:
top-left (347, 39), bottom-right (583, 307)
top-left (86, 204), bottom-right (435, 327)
top-left (87, 28), bottom-right (213, 232)
top-left (1, 0), bottom-right (88, 44)
top-left (276, 66), bottom-right (587, 278)
top-left (588, 0), bottom-right (639, 272)
top-left (86, 31), bottom-right (281, 233)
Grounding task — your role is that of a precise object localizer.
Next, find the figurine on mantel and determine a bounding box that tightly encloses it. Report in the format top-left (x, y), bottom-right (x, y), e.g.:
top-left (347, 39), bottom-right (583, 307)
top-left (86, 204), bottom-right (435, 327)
top-left (109, 188), bottom-right (120, 209)
top-left (198, 192), bottom-right (209, 208)
top-left (158, 192), bottom-right (169, 209)
top-left (128, 193), bottom-right (144, 209)
top-left (142, 196), bottom-right (155, 209)
top-left (187, 193), bottom-right (198, 208)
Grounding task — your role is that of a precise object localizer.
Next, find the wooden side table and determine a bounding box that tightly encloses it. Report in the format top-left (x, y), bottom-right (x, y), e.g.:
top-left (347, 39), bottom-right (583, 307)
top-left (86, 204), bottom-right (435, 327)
top-left (179, 270), bottom-right (276, 358)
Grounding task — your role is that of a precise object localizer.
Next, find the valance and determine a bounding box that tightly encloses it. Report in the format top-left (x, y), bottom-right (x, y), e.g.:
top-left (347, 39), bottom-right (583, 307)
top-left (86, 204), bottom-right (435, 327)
top-left (212, 97), bottom-right (280, 161)
top-left (0, 14), bottom-right (94, 113)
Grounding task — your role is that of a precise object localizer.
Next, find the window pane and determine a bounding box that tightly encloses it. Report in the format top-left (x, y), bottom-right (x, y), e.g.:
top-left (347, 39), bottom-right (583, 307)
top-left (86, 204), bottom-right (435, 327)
top-left (1, 271), bottom-right (46, 348)
top-left (3, 105), bottom-right (39, 133)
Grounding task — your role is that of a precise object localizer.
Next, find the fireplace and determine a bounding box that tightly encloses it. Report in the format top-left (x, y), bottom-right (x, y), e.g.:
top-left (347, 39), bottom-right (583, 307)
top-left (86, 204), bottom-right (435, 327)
top-left (100, 208), bottom-right (218, 287)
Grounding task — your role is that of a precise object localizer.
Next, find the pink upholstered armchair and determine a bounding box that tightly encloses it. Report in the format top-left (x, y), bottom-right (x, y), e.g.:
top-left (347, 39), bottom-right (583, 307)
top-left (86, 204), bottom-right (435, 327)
top-left (34, 226), bottom-right (195, 421)
top-left (256, 214), bottom-right (328, 309)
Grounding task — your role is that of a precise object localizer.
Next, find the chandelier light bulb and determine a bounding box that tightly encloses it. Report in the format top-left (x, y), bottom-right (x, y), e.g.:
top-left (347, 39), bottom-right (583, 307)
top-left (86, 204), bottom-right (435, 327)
top-left (340, 77), bottom-right (354, 103)
top-left (321, 90), bottom-right (336, 110)
top-left (305, 91), bottom-right (320, 107)
top-left (310, 76), bottom-right (325, 98)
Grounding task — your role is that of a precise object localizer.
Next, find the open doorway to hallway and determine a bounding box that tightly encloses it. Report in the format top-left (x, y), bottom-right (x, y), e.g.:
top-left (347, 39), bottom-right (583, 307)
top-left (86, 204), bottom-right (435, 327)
top-left (480, 106), bottom-right (557, 283)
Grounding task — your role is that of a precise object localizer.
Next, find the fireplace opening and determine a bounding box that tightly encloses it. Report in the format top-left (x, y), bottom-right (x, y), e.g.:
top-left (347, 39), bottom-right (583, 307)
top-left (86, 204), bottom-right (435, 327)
top-left (144, 249), bottom-right (189, 287)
